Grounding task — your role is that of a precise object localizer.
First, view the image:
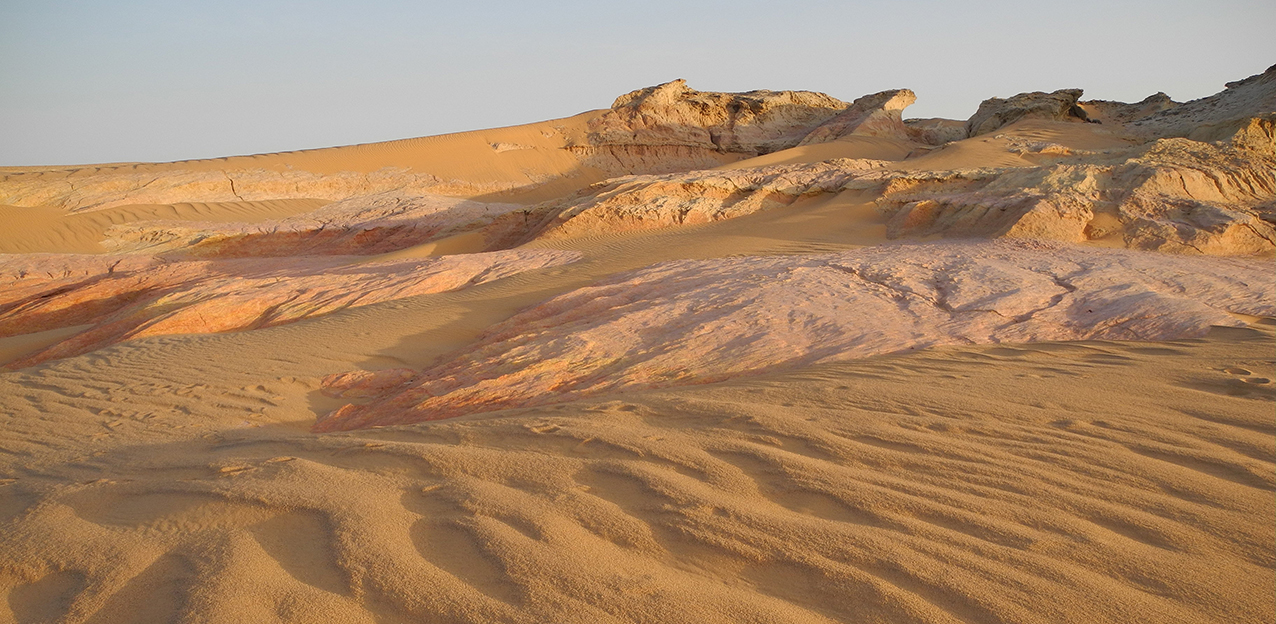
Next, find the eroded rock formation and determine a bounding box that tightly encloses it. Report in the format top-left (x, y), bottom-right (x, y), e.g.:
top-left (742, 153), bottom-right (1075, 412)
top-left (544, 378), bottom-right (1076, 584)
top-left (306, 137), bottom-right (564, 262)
top-left (1126, 64), bottom-right (1276, 141)
top-left (315, 240), bottom-right (1274, 431)
top-left (0, 249), bottom-right (579, 369)
top-left (965, 89), bottom-right (1090, 138)
top-left (796, 89), bottom-right (917, 145)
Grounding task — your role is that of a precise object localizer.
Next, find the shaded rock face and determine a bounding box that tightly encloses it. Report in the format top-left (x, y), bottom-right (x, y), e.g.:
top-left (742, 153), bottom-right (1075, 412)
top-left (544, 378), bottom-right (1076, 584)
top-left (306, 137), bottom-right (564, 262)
top-left (904, 118), bottom-right (968, 145)
top-left (965, 89), bottom-right (1089, 138)
top-left (0, 249), bottom-right (579, 369)
top-left (1081, 92), bottom-right (1179, 125)
top-left (315, 240), bottom-right (1274, 431)
top-left (586, 79), bottom-right (852, 155)
top-left (1125, 64), bottom-right (1276, 142)
top-left (796, 89), bottom-right (917, 145)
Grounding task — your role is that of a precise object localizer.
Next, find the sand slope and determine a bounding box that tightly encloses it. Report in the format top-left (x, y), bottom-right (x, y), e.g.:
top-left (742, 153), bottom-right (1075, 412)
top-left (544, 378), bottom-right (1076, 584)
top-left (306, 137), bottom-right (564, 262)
top-left (0, 323), bottom-right (1270, 623)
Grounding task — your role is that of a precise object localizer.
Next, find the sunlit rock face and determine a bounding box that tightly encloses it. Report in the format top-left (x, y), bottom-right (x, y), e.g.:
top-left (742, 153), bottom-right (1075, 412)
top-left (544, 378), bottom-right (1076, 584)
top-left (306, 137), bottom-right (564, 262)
top-left (0, 249), bottom-right (579, 369)
top-left (315, 240), bottom-right (1274, 431)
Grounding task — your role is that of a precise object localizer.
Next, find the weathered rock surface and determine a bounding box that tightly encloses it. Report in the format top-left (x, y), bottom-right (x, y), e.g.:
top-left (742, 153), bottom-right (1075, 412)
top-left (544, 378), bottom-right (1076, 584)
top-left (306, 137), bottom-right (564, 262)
top-left (567, 80), bottom-right (863, 176)
top-left (506, 119), bottom-right (1274, 255)
top-left (904, 118), bottom-right (968, 145)
top-left (965, 89), bottom-right (1090, 138)
top-left (876, 128), bottom-right (1276, 254)
top-left (585, 79), bottom-right (851, 154)
top-left (796, 89), bottom-right (917, 145)
top-left (523, 159), bottom-right (889, 241)
top-left (315, 240), bottom-right (1275, 431)
top-left (0, 249), bottom-right (579, 369)
top-left (1126, 64), bottom-right (1276, 142)
top-left (1080, 92), bottom-right (1179, 125)
top-left (104, 192), bottom-right (527, 257)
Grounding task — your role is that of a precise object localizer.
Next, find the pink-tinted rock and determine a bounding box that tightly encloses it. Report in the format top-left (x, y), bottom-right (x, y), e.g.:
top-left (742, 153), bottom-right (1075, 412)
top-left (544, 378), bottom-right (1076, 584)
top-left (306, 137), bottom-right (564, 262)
top-left (315, 240), bottom-right (1275, 431)
top-left (0, 249), bottom-right (579, 369)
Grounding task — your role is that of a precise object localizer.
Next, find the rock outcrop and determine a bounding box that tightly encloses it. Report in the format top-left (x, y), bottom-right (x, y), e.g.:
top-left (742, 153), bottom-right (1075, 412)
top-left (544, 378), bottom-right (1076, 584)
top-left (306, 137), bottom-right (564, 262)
top-left (520, 158), bottom-right (888, 241)
top-left (568, 79), bottom-right (859, 175)
top-left (904, 118), bottom-right (968, 145)
top-left (1080, 92), bottom-right (1179, 125)
top-left (501, 118), bottom-right (1274, 255)
top-left (876, 127), bottom-right (1276, 254)
top-left (1126, 64), bottom-right (1276, 142)
top-left (315, 240), bottom-right (1275, 431)
top-left (585, 79), bottom-right (851, 154)
top-left (796, 89), bottom-right (917, 145)
top-left (0, 249), bottom-right (579, 369)
top-left (965, 89), bottom-right (1090, 138)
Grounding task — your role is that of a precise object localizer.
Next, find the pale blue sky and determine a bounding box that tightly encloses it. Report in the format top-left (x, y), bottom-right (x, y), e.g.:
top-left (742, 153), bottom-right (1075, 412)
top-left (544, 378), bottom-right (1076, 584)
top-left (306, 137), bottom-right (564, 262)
top-left (2, 0), bottom-right (1272, 166)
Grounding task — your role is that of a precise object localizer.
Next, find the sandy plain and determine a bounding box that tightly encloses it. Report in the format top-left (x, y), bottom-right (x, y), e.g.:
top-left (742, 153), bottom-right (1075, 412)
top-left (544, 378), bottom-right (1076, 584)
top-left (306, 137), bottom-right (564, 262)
top-left (0, 75), bottom-right (1272, 624)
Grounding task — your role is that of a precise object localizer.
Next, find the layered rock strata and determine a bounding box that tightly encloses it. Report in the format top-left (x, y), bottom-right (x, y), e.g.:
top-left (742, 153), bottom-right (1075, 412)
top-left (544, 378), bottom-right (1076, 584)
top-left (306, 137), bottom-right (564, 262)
top-left (315, 240), bottom-right (1275, 431)
top-left (0, 249), bottom-right (579, 369)
top-left (505, 118), bottom-right (1274, 255)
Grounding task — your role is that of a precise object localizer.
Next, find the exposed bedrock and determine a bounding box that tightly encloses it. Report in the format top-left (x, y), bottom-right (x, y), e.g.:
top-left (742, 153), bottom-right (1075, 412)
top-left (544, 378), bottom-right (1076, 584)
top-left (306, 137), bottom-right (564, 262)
top-left (1080, 92), bottom-right (1179, 125)
top-left (502, 119), bottom-right (1275, 255)
top-left (0, 249), bottom-right (579, 369)
top-left (1125, 64), bottom-right (1276, 142)
top-left (965, 89), bottom-right (1090, 138)
top-left (315, 240), bottom-right (1275, 431)
top-left (568, 81), bottom-right (917, 176)
top-left (877, 124), bottom-right (1276, 254)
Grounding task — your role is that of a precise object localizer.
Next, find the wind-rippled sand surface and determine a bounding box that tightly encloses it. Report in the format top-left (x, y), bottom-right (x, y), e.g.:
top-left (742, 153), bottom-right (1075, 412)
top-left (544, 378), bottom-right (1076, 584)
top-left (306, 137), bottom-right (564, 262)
top-left (0, 323), bottom-right (1271, 623)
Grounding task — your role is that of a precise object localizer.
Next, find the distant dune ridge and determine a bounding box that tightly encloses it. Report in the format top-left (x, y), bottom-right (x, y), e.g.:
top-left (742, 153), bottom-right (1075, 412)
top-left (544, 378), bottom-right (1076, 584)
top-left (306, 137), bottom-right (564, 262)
top-left (0, 66), bottom-right (1273, 623)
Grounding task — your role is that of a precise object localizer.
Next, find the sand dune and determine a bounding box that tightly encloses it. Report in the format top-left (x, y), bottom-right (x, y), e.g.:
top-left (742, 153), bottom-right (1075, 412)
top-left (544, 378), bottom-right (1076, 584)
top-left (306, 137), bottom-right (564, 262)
top-left (0, 71), bottom-right (1273, 624)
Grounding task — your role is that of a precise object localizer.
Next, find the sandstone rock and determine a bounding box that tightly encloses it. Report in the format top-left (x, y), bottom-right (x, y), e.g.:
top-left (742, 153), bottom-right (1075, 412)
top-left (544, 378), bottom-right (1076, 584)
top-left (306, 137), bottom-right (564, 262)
top-left (1126, 64), bottom-right (1276, 142)
top-left (796, 89), bottom-right (917, 145)
top-left (903, 118), bottom-right (968, 145)
top-left (532, 159), bottom-right (887, 240)
top-left (586, 79), bottom-right (851, 154)
top-left (1080, 92), bottom-right (1179, 125)
top-left (503, 125), bottom-right (1273, 255)
top-left (314, 240), bottom-right (1275, 431)
top-left (965, 89), bottom-right (1089, 138)
top-left (0, 249), bottom-right (579, 369)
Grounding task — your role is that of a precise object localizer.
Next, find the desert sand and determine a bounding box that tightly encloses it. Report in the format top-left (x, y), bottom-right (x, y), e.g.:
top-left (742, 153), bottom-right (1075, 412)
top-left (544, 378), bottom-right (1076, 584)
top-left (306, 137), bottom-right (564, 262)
top-left (0, 67), bottom-right (1272, 623)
